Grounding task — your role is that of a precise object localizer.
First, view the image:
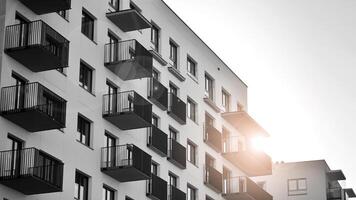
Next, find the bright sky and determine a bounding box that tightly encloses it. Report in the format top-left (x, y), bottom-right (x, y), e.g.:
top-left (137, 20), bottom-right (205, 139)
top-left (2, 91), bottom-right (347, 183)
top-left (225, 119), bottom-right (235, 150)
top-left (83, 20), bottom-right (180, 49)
top-left (163, 0), bottom-right (356, 188)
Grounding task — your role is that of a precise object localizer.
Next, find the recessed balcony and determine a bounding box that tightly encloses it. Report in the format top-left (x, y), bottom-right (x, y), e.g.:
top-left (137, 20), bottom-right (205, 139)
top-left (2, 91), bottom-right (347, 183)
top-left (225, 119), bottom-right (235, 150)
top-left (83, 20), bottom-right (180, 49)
top-left (101, 144), bottom-right (151, 182)
top-left (4, 20), bottom-right (69, 72)
top-left (167, 139), bottom-right (186, 169)
top-left (104, 40), bottom-right (152, 80)
top-left (147, 126), bottom-right (168, 156)
top-left (0, 148), bottom-right (64, 195)
top-left (102, 90), bottom-right (152, 130)
top-left (0, 82), bottom-right (67, 132)
top-left (168, 185), bottom-right (186, 200)
top-left (106, 9), bottom-right (151, 32)
top-left (19, 0), bottom-right (71, 15)
top-left (204, 165), bottom-right (223, 193)
top-left (146, 174), bottom-right (167, 200)
top-left (204, 124), bottom-right (222, 152)
top-left (148, 77), bottom-right (168, 110)
top-left (167, 93), bottom-right (186, 125)
top-left (223, 176), bottom-right (273, 200)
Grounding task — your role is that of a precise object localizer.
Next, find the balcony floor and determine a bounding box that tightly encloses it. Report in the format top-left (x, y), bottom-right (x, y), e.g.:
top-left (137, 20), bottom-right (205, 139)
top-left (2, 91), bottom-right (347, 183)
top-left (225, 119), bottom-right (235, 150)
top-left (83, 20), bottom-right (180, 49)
top-left (103, 111), bottom-right (151, 130)
top-left (106, 9), bottom-right (151, 32)
top-left (19, 0), bottom-right (71, 15)
top-left (102, 166), bottom-right (150, 182)
top-left (0, 175), bottom-right (62, 195)
top-left (105, 60), bottom-right (151, 81)
top-left (1, 109), bottom-right (65, 132)
top-left (5, 46), bottom-right (66, 72)
top-left (223, 193), bottom-right (256, 200)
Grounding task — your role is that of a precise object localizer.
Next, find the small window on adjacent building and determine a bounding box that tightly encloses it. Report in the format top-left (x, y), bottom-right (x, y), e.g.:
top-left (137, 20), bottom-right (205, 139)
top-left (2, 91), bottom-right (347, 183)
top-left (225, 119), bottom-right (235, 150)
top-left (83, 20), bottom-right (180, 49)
top-left (103, 185), bottom-right (115, 200)
top-left (187, 184), bottom-right (197, 200)
top-left (187, 56), bottom-right (197, 77)
top-left (288, 178), bottom-right (307, 196)
top-left (222, 89), bottom-right (230, 112)
top-left (81, 9), bottom-right (95, 41)
top-left (79, 62), bottom-right (93, 93)
top-left (187, 98), bottom-right (197, 122)
top-left (169, 40), bottom-right (178, 68)
top-left (187, 141), bottom-right (197, 165)
top-left (151, 23), bottom-right (160, 52)
top-left (75, 171), bottom-right (89, 200)
top-left (77, 115), bottom-right (91, 147)
top-left (205, 73), bottom-right (214, 101)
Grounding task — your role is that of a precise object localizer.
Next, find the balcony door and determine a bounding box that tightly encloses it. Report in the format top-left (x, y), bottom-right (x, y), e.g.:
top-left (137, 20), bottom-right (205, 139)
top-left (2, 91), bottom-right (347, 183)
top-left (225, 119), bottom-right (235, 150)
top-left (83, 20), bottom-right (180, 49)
top-left (106, 81), bottom-right (118, 114)
top-left (6, 135), bottom-right (23, 177)
top-left (107, 32), bottom-right (119, 63)
top-left (15, 13), bottom-right (30, 47)
top-left (104, 132), bottom-right (117, 167)
top-left (36, 152), bottom-right (60, 184)
top-left (11, 73), bottom-right (27, 110)
top-left (223, 167), bottom-right (231, 194)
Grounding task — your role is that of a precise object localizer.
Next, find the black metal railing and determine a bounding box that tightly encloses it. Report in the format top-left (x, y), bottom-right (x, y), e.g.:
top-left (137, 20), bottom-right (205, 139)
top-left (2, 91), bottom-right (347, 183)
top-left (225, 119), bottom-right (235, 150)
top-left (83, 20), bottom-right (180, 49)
top-left (101, 144), bottom-right (151, 178)
top-left (148, 126), bottom-right (168, 156)
top-left (204, 165), bottom-right (223, 192)
top-left (147, 174), bottom-right (167, 200)
top-left (0, 148), bottom-right (64, 189)
top-left (168, 139), bottom-right (186, 169)
top-left (327, 187), bottom-right (342, 200)
top-left (168, 93), bottom-right (186, 124)
top-left (204, 123), bottom-right (222, 152)
top-left (148, 77), bottom-right (168, 110)
top-left (103, 90), bottom-right (151, 122)
top-left (0, 82), bottom-right (67, 126)
top-left (5, 20), bottom-right (69, 67)
top-left (168, 185), bottom-right (186, 200)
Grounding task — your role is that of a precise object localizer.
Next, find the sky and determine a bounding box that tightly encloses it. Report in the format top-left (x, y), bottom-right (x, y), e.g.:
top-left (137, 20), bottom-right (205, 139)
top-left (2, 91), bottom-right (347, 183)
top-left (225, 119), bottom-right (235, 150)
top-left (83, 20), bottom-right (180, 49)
top-left (163, 0), bottom-right (356, 188)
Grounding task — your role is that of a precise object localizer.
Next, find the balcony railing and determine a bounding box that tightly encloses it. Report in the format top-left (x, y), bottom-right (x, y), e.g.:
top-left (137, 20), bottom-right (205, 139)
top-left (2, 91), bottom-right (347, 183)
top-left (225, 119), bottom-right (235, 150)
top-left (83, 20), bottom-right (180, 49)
top-left (0, 148), bottom-right (64, 195)
top-left (223, 177), bottom-right (273, 200)
top-left (103, 90), bottom-right (152, 130)
top-left (222, 137), bottom-right (272, 176)
top-left (168, 139), bottom-right (186, 169)
top-left (0, 82), bottom-right (67, 132)
top-left (204, 165), bottom-right (223, 193)
top-left (327, 187), bottom-right (342, 200)
top-left (148, 78), bottom-right (168, 110)
top-left (101, 144), bottom-right (151, 182)
top-left (167, 93), bottom-right (186, 125)
top-left (106, 9), bottom-right (151, 32)
top-left (204, 123), bottom-right (222, 152)
top-left (147, 174), bottom-right (168, 200)
top-left (104, 40), bottom-right (152, 80)
top-left (19, 0), bottom-right (71, 15)
top-left (4, 20), bottom-right (69, 72)
top-left (147, 126), bottom-right (168, 157)
top-left (168, 185), bottom-right (186, 200)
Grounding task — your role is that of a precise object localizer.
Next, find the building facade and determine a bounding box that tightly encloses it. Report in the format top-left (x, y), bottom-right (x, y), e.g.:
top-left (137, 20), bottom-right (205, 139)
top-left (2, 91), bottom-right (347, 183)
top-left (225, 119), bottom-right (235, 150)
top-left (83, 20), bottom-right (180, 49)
top-left (0, 0), bottom-right (272, 200)
top-left (253, 160), bottom-right (356, 200)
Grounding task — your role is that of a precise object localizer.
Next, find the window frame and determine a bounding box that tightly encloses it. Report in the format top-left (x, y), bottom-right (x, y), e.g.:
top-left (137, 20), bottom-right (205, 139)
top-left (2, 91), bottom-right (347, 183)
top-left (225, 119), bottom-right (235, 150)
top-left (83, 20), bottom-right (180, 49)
top-left (288, 178), bottom-right (307, 196)
top-left (75, 171), bottom-right (89, 200)
top-left (169, 39), bottom-right (179, 68)
top-left (81, 9), bottom-right (96, 41)
top-left (187, 184), bottom-right (197, 200)
top-left (77, 114), bottom-right (92, 147)
top-left (102, 185), bottom-right (115, 200)
top-left (187, 140), bottom-right (198, 166)
top-left (187, 56), bottom-right (197, 77)
top-left (79, 61), bottom-right (94, 93)
top-left (221, 89), bottom-right (230, 112)
top-left (187, 97), bottom-right (197, 122)
top-left (151, 22), bottom-right (160, 52)
top-left (205, 73), bottom-right (214, 101)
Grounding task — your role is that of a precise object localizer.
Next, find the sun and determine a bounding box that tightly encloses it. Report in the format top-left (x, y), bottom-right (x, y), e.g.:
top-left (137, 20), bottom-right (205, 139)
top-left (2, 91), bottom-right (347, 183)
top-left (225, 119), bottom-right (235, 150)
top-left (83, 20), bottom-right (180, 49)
top-left (250, 136), bottom-right (271, 153)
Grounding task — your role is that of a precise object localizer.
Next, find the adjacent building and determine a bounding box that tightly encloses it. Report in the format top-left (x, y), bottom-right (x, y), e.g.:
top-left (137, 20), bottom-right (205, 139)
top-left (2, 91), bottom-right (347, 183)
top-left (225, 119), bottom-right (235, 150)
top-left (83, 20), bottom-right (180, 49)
top-left (0, 0), bottom-right (273, 200)
top-left (253, 160), bottom-right (356, 200)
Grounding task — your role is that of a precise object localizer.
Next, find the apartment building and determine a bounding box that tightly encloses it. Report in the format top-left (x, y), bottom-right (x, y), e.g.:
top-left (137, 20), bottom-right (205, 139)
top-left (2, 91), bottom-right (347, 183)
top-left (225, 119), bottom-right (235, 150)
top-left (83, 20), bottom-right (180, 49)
top-left (0, 0), bottom-right (273, 200)
top-left (253, 160), bottom-right (356, 200)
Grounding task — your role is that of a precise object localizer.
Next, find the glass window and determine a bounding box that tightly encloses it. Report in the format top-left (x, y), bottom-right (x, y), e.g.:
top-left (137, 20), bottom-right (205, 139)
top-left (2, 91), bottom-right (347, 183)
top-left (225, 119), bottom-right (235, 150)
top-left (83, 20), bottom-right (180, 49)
top-left (222, 90), bottom-right (230, 112)
top-left (75, 171), bottom-right (89, 200)
top-left (288, 178), bottom-right (307, 196)
top-left (109, 0), bottom-right (119, 10)
top-left (102, 186), bottom-right (115, 200)
top-left (187, 185), bottom-right (197, 200)
top-left (79, 62), bottom-right (93, 92)
top-left (81, 10), bottom-right (95, 41)
top-left (77, 115), bottom-right (91, 146)
top-left (169, 173), bottom-right (178, 187)
top-left (151, 162), bottom-right (158, 176)
top-left (169, 128), bottom-right (178, 141)
top-left (169, 84), bottom-right (178, 96)
top-left (152, 115), bottom-right (159, 127)
top-left (205, 154), bottom-right (215, 168)
top-left (151, 24), bottom-right (160, 52)
top-left (187, 98), bottom-right (196, 122)
top-left (187, 57), bottom-right (197, 77)
top-left (169, 41), bottom-right (178, 67)
top-left (152, 69), bottom-right (159, 80)
top-left (205, 74), bottom-right (214, 100)
top-left (187, 141), bottom-right (197, 165)
top-left (57, 10), bottom-right (69, 20)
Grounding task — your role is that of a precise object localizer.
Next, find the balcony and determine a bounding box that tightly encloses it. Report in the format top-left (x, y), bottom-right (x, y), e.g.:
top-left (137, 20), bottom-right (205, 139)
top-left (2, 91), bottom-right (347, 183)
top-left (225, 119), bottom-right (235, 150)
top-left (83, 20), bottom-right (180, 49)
top-left (223, 177), bottom-right (273, 200)
top-left (327, 188), bottom-right (342, 200)
top-left (4, 20), bottom-right (69, 72)
top-left (222, 111), bottom-right (268, 137)
top-left (167, 139), bottom-right (186, 169)
top-left (168, 185), bottom-right (186, 200)
top-left (167, 93), bottom-right (186, 125)
top-left (19, 0), bottom-right (71, 15)
top-left (0, 82), bottom-right (67, 132)
top-left (147, 126), bottom-right (168, 156)
top-left (147, 174), bottom-right (167, 200)
top-left (101, 144), bottom-right (151, 182)
top-left (103, 90), bottom-right (152, 130)
top-left (204, 124), bottom-right (222, 152)
top-left (0, 148), bottom-right (64, 195)
top-left (148, 78), bottom-right (168, 110)
top-left (204, 166), bottom-right (223, 193)
top-left (104, 40), bottom-right (152, 80)
top-left (106, 9), bottom-right (151, 32)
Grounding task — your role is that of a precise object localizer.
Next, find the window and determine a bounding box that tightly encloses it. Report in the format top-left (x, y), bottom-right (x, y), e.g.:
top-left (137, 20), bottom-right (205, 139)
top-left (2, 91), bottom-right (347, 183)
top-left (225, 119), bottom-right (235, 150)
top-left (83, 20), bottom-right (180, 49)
top-left (109, 0), bottom-right (119, 10)
top-left (152, 115), bottom-right (159, 127)
top-left (57, 10), bottom-right (68, 20)
top-left (152, 69), bottom-right (159, 80)
top-left (102, 186), bottom-right (115, 200)
top-left (169, 127), bottom-right (178, 141)
top-left (187, 141), bottom-right (197, 165)
top-left (77, 115), bottom-right (91, 146)
top-left (205, 74), bottom-right (214, 100)
top-left (187, 98), bottom-right (197, 122)
top-left (205, 154), bottom-right (215, 168)
top-left (75, 171), bottom-right (89, 200)
top-left (151, 162), bottom-right (158, 176)
top-left (288, 178), bottom-right (307, 196)
top-left (108, 32), bottom-right (119, 44)
top-left (81, 9), bottom-right (95, 41)
top-left (169, 173), bottom-right (178, 187)
top-left (205, 113), bottom-right (214, 127)
top-left (187, 57), bottom-right (197, 77)
top-left (79, 62), bottom-right (93, 92)
top-left (169, 40), bottom-right (178, 67)
top-left (169, 83), bottom-right (178, 96)
top-left (222, 90), bottom-right (230, 112)
top-left (151, 24), bottom-right (160, 52)
top-left (11, 72), bottom-right (27, 110)
top-left (187, 185), bottom-right (197, 200)
top-left (223, 167), bottom-right (232, 194)
top-left (222, 128), bottom-right (230, 153)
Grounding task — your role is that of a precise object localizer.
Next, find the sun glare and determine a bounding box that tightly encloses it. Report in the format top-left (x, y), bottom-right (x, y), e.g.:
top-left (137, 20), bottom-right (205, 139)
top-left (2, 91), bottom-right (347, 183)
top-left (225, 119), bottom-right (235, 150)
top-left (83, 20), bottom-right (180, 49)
top-left (250, 136), bottom-right (270, 153)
